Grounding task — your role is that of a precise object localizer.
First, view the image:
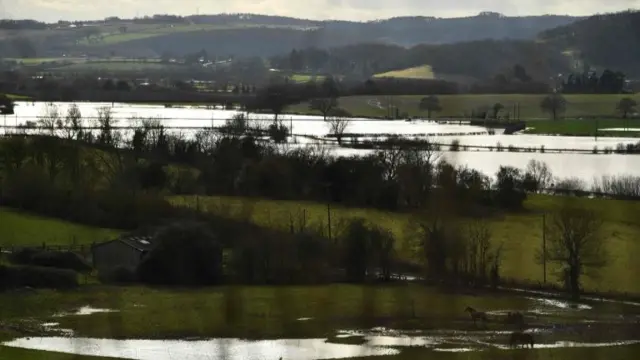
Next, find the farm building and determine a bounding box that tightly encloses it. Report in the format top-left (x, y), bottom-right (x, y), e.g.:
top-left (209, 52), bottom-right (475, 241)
top-left (91, 236), bottom-right (155, 274)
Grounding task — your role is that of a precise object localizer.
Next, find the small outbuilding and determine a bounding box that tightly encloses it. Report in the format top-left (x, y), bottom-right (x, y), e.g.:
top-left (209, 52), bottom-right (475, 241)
top-left (91, 236), bottom-right (155, 274)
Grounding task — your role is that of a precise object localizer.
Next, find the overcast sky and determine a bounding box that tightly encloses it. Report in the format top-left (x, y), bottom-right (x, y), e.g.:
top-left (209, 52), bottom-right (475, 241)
top-left (2, 0), bottom-right (639, 22)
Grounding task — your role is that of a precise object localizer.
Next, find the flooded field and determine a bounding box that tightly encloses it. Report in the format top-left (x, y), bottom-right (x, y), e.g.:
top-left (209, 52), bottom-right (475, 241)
top-left (3, 289), bottom-right (640, 360)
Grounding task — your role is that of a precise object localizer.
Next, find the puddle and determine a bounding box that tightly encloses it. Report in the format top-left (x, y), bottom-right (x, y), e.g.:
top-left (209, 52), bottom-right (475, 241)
top-left (3, 337), bottom-right (400, 360)
top-left (527, 297), bottom-right (592, 310)
top-left (296, 317), bottom-right (313, 321)
top-left (54, 306), bottom-right (119, 317)
top-left (433, 347), bottom-right (477, 352)
top-left (492, 340), bottom-right (640, 350)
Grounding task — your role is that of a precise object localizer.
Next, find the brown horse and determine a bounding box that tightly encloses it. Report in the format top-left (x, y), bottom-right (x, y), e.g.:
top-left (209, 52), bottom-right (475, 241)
top-left (509, 331), bottom-right (534, 349)
top-left (465, 306), bottom-right (489, 327)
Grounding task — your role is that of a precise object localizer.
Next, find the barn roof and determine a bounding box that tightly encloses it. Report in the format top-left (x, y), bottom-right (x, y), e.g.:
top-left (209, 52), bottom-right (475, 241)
top-left (92, 236), bottom-right (155, 252)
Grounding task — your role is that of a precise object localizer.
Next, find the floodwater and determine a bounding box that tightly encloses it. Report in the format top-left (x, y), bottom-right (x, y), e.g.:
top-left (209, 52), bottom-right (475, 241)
top-left (4, 294), bottom-right (640, 359)
top-left (6, 101), bottom-right (640, 185)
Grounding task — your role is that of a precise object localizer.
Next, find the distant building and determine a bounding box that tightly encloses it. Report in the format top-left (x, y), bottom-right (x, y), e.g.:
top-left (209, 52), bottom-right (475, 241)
top-left (91, 236), bottom-right (155, 274)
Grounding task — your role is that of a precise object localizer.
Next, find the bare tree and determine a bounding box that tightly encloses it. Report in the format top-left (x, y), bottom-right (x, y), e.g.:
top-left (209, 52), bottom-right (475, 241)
top-left (524, 159), bottom-right (553, 193)
top-left (538, 203), bottom-right (607, 299)
top-left (94, 106), bottom-right (119, 146)
top-left (63, 104), bottom-right (83, 140)
top-left (38, 102), bottom-right (60, 135)
top-left (419, 95), bottom-right (442, 119)
top-left (540, 93), bottom-right (567, 121)
top-left (309, 98), bottom-right (338, 121)
top-left (326, 117), bottom-right (350, 145)
top-left (616, 98), bottom-right (637, 119)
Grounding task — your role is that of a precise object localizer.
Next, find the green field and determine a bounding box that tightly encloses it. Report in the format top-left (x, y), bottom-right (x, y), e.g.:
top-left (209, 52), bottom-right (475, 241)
top-left (170, 195), bottom-right (640, 295)
top-left (0, 347), bottom-right (120, 360)
top-left (0, 207), bottom-right (120, 247)
top-left (524, 118), bottom-right (640, 136)
top-left (374, 65), bottom-right (435, 80)
top-left (78, 23), bottom-right (317, 46)
top-left (289, 94), bottom-right (640, 119)
top-left (47, 61), bottom-right (184, 72)
top-left (290, 73), bottom-right (327, 83)
top-left (0, 285), bottom-right (638, 359)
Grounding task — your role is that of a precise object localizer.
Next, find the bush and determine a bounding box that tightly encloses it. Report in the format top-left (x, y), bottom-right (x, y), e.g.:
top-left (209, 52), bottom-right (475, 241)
top-left (0, 265), bottom-right (79, 290)
top-left (31, 251), bottom-right (92, 273)
top-left (137, 221), bottom-right (224, 286)
top-left (98, 266), bottom-right (137, 284)
top-left (8, 249), bottom-right (91, 273)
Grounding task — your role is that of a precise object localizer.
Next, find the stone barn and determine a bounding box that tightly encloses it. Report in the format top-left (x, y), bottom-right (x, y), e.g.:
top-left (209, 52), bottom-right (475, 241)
top-left (91, 236), bottom-right (155, 274)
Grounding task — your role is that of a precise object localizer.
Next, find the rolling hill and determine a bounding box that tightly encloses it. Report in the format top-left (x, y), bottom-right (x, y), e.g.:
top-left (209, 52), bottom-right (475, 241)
top-left (539, 10), bottom-right (640, 77)
top-left (0, 12), bottom-right (581, 59)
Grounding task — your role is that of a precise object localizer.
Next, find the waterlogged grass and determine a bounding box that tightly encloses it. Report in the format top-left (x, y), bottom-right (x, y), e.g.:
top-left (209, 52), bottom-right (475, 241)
top-left (169, 195), bottom-right (640, 295)
top-left (350, 345), bottom-right (640, 360)
top-left (524, 118), bottom-right (640, 137)
top-left (289, 94), bottom-right (640, 119)
top-left (374, 65), bottom-right (435, 80)
top-left (0, 207), bottom-right (120, 247)
top-left (0, 346), bottom-right (122, 360)
top-left (0, 285), bottom-right (532, 340)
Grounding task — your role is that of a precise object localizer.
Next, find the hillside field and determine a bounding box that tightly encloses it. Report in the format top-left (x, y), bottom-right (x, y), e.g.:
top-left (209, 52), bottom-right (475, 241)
top-left (374, 65), bottom-right (435, 80)
top-left (0, 207), bottom-right (120, 247)
top-left (170, 194), bottom-right (640, 295)
top-left (289, 94), bottom-right (640, 119)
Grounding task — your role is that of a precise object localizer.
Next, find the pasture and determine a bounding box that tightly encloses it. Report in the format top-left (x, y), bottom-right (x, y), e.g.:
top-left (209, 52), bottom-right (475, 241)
top-left (45, 61), bottom-right (184, 73)
top-left (0, 207), bottom-right (120, 247)
top-left (524, 118), bottom-right (640, 137)
top-left (170, 194), bottom-right (640, 295)
top-left (0, 285), bottom-right (638, 359)
top-left (290, 94), bottom-right (640, 120)
top-left (374, 65), bottom-right (435, 80)
top-left (76, 23), bottom-right (318, 46)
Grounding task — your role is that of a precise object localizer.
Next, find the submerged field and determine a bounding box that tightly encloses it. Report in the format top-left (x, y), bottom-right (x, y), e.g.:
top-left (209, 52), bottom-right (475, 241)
top-left (0, 285), bottom-right (639, 359)
top-left (170, 194), bottom-right (640, 295)
top-left (290, 94), bottom-right (640, 119)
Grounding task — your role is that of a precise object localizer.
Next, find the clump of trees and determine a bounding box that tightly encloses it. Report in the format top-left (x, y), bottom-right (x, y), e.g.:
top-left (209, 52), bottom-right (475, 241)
top-left (540, 93), bottom-right (567, 120)
top-left (538, 202), bottom-right (607, 300)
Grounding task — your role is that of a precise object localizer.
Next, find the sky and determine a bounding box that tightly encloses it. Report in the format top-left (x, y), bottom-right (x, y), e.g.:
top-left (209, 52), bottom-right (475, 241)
top-left (2, 0), bottom-right (639, 22)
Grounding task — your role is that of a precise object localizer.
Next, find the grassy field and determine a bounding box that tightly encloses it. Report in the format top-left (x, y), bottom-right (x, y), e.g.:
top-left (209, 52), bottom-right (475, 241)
top-left (289, 94), bottom-right (640, 119)
top-left (524, 118), bottom-right (640, 137)
top-left (0, 207), bottom-right (120, 247)
top-left (0, 285), bottom-right (637, 359)
top-left (170, 194), bottom-right (640, 295)
top-left (290, 74), bottom-right (327, 83)
top-left (0, 347), bottom-right (121, 360)
top-left (46, 61), bottom-right (185, 72)
top-left (374, 65), bottom-right (435, 80)
top-left (78, 23), bottom-right (317, 46)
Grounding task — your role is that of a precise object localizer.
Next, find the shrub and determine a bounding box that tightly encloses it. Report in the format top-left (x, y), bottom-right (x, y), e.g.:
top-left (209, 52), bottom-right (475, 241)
top-left (31, 251), bottom-right (92, 273)
top-left (99, 266), bottom-right (137, 284)
top-left (137, 221), bottom-right (223, 286)
top-left (8, 249), bottom-right (91, 273)
top-left (0, 265), bottom-right (79, 290)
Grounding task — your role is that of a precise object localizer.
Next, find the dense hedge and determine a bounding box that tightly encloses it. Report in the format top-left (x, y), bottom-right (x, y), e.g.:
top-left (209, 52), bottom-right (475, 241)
top-left (0, 265), bottom-right (79, 290)
top-left (8, 249), bottom-right (92, 273)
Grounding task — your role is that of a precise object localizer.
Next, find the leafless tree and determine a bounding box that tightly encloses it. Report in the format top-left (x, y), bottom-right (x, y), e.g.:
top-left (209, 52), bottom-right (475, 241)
top-left (309, 98), bottom-right (338, 121)
top-left (538, 203), bottom-right (607, 299)
top-left (525, 159), bottom-right (553, 192)
top-left (63, 104), bottom-right (83, 140)
top-left (38, 102), bottom-right (60, 135)
top-left (326, 117), bottom-right (350, 145)
top-left (94, 106), bottom-right (119, 146)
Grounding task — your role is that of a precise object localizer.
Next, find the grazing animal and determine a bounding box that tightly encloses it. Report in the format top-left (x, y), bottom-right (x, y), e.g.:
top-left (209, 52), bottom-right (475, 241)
top-left (509, 331), bottom-right (534, 349)
top-left (464, 306), bottom-right (489, 327)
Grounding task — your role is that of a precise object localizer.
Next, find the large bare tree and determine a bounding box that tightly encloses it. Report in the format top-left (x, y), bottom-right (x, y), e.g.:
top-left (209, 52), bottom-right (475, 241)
top-left (326, 117), bottom-right (350, 145)
top-left (539, 203), bottom-right (607, 299)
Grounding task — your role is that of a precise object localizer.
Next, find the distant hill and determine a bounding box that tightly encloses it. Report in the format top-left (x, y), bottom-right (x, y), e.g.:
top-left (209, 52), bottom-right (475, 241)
top-left (0, 12), bottom-right (581, 59)
top-left (540, 10), bottom-right (640, 77)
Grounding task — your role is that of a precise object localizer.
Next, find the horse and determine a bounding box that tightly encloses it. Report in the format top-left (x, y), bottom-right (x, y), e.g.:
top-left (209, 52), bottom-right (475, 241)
top-left (509, 331), bottom-right (534, 349)
top-left (464, 306), bottom-right (489, 327)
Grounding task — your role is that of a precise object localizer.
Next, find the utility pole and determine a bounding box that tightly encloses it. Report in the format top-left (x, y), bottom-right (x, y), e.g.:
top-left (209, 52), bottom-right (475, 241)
top-left (542, 213), bottom-right (547, 284)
